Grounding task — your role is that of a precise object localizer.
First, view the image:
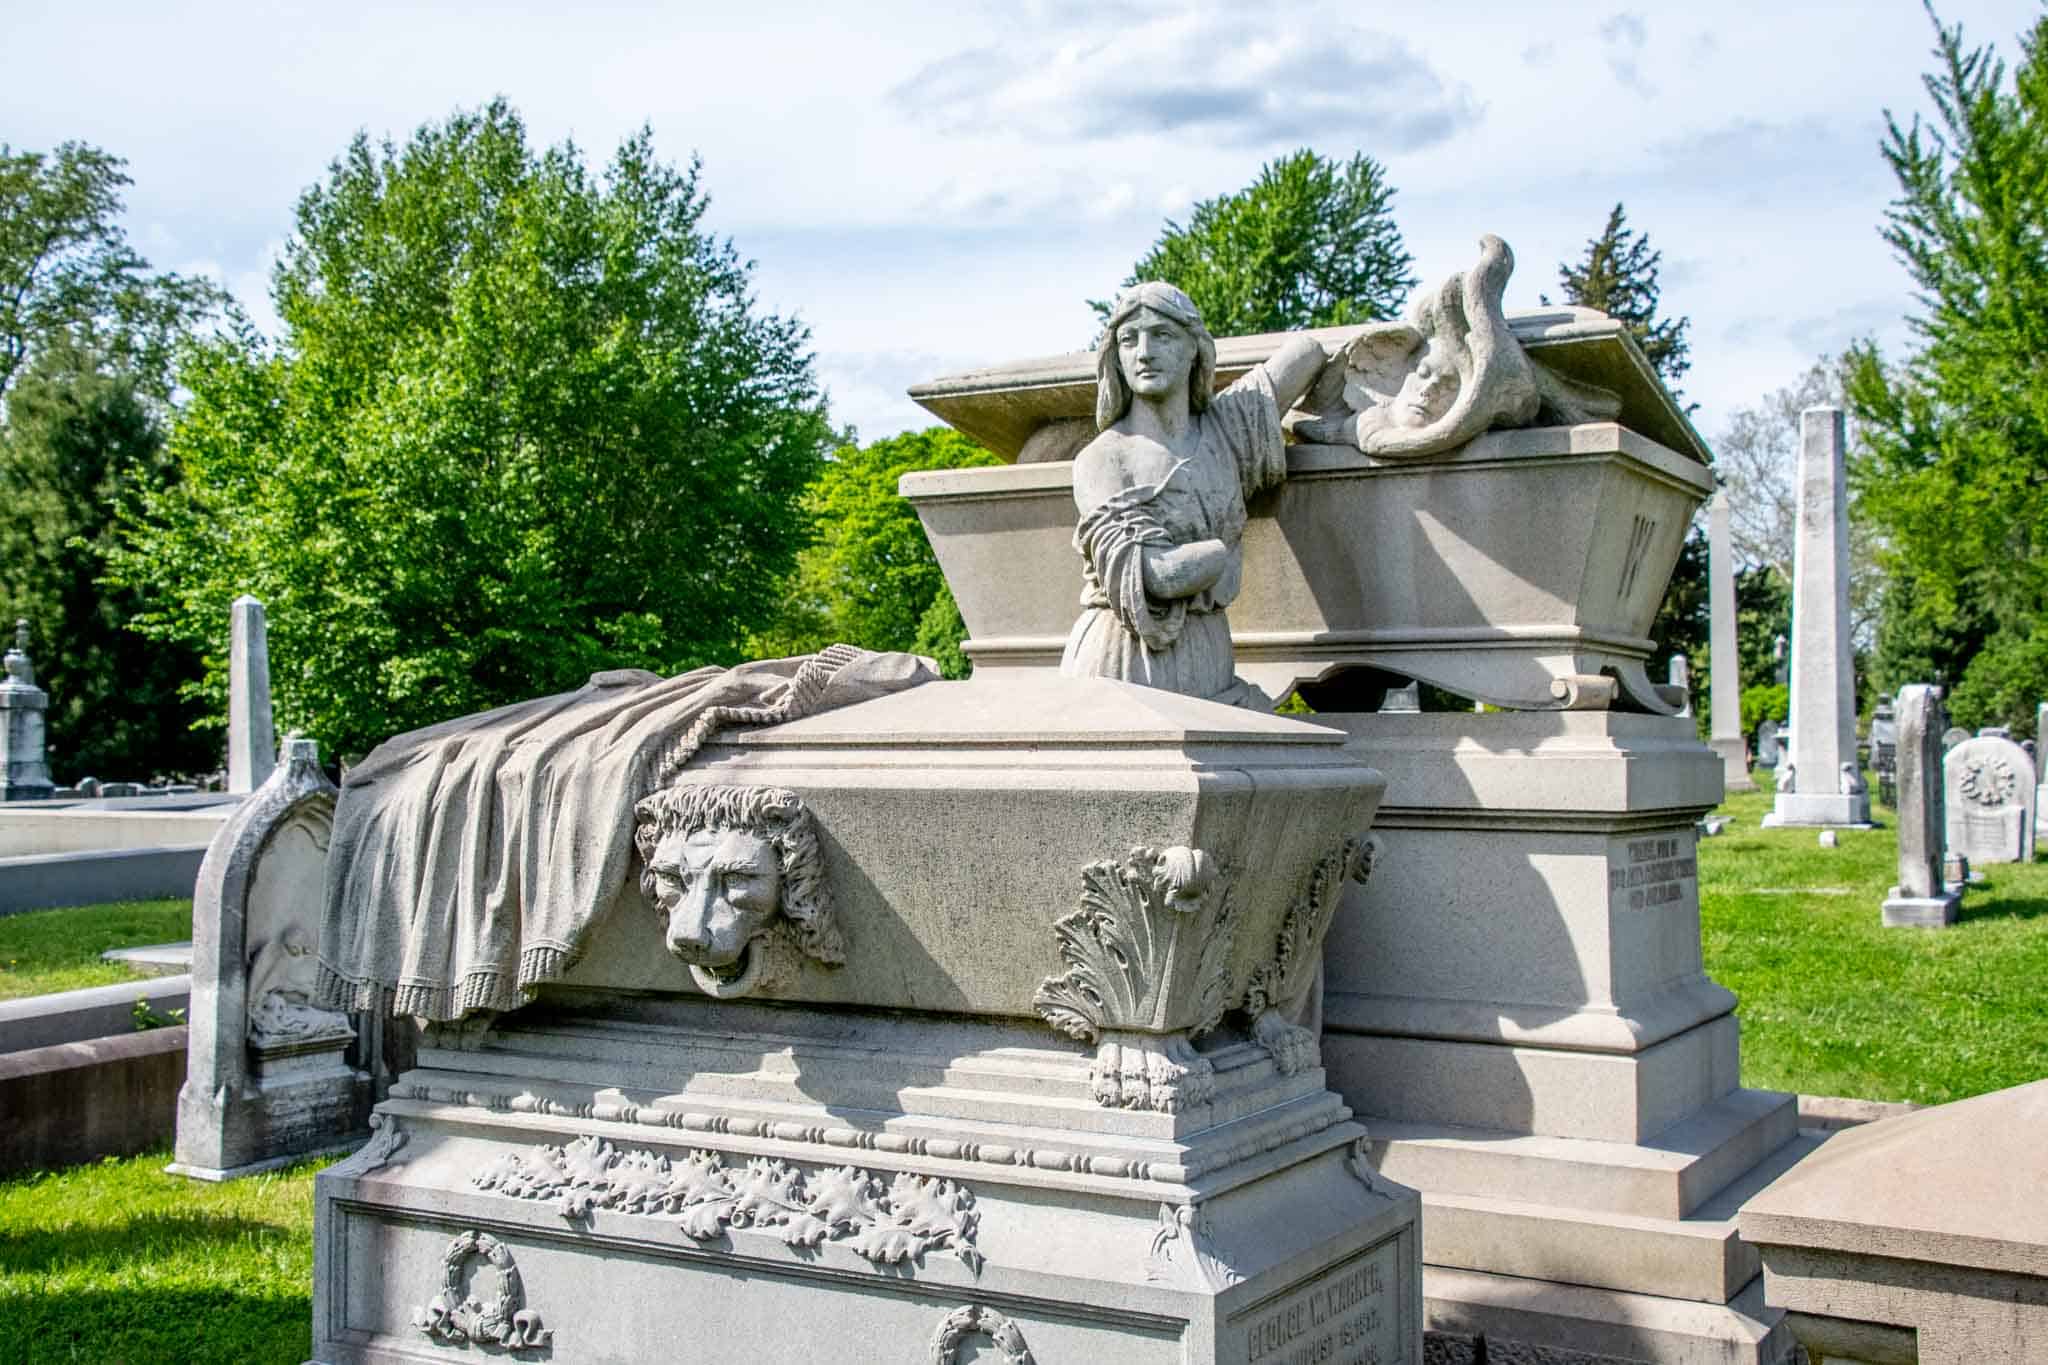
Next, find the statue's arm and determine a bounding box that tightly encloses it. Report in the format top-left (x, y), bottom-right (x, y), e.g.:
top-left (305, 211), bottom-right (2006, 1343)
top-left (1073, 441), bottom-right (1227, 603)
top-left (1259, 334), bottom-right (1328, 416)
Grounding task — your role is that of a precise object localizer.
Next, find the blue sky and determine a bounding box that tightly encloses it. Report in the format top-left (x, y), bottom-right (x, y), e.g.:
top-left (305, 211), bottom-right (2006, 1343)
top-left (4, 0), bottom-right (2033, 447)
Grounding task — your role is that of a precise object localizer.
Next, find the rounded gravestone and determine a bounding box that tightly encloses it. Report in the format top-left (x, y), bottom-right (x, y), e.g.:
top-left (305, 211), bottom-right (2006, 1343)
top-left (1942, 726), bottom-right (1970, 753)
top-left (1943, 734), bottom-right (2038, 866)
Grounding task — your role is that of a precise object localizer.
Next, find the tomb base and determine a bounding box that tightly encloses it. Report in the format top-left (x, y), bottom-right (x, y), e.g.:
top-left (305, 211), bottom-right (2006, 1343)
top-left (1761, 792), bottom-right (1873, 829)
top-left (1879, 889), bottom-right (1960, 929)
top-left (310, 999), bottom-right (1422, 1365)
top-left (1321, 712), bottom-right (1808, 1363)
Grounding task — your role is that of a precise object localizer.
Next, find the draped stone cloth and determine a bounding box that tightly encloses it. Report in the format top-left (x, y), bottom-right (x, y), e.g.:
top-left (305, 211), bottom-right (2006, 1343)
top-left (316, 646), bottom-right (936, 1022)
top-left (1060, 368), bottom-right (1287, 704)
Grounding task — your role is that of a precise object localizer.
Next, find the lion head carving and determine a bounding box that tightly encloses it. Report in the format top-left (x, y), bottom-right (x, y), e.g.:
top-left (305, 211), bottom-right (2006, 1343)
top-left (632, 785), bottom-right (842, 997)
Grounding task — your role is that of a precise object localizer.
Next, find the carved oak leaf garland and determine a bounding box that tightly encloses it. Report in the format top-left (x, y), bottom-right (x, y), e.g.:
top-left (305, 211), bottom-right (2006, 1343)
top-left (471, 1136), bottom-right (983, 1274)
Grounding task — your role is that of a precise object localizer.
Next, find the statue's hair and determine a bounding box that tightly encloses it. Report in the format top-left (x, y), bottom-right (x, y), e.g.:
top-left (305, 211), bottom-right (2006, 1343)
top-left (1095, 282), bottom-right (1218, 432)
top-left (631, 784), bottom-right (843, 964)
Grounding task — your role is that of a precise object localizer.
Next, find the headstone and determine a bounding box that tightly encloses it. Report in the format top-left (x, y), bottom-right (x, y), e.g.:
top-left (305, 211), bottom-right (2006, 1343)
top-left (1379, 679), bottom-right (1421, 713)
top-left (1706, 491), bottom-right (1755, 790)
top-left (1870, 699), bottom-right (1898, 807)
top-left (228, 595), bottom-right (277, 793)
top-left (1668, 653), bottom-right (1691, 718)
top-left (0, 620), bottom-right (55, 801)
top-left (171, 737), bottom-right (370, 1179)
top-left (1773, 633), bottom-right (1789, 686)
top-left (1755, 718), bottom-right (1781, 769)
top-left (1943, 725), bottom-right (1970, 752)
top-left (1883, 685), bottom-right (1960, 928)
top-left (1943, 733), bottom-right (2038, 866)
top-left (1764, 409), bottom-right (1871, 828)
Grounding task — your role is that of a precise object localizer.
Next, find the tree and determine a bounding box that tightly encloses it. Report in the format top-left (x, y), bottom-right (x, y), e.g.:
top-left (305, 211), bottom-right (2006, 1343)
top-left (1846, 8), bottom-right (2048, 736)
top-left (1094, 149), bottom-right (1416, 336)
top-left (109, 102), bottom-right (832, 761)
top-left (1544, 203), bottom-right (1692, 395)
top-left (748, 427), bottom-right (998, 677)
top-left (0, 339), bottom-right (212, 779)
top-left (0, 142), bottom-right (221, 405)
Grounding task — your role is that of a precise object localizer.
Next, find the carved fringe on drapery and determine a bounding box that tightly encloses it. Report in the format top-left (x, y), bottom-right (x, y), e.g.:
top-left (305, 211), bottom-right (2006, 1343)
top-left (646, 642), bottom-right (866, 788)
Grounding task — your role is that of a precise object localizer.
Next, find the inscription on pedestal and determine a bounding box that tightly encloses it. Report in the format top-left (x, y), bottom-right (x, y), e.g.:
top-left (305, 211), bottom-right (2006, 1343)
top-left (1229, 1234), bottom-right (1405, 1365)
top-left (1609, 835), bottom-right (1697, 911)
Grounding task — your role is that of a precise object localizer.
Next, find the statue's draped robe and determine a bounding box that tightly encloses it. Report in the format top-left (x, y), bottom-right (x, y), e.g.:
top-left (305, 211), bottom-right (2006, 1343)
top-left (1059, 369), bottom-right (1286, 704)
top-left (316, 647), bottom-right (935, 1022)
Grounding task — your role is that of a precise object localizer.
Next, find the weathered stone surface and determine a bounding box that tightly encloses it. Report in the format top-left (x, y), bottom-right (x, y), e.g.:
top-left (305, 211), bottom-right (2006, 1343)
top-left (1740, 1080), bottom-right (2048, 1364)
top-left (0, 620), bottom-right (54, 801)
top-left (0, 1025), bottom-right (187, 1177)
top-left (1764, 409), bottom-right (1870, 828)
top-left (1942, 732), bottom-right (2037, 866)
top-left (227, 595), bottom-right (276, 794)
top-left (173, 737), bottom-right (369, 1180)
top-left (1884, 685), bottom-right (1960, 929)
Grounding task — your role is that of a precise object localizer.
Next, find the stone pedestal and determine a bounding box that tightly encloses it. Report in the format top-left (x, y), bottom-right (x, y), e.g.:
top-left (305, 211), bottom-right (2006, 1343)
top-left (1765, 409), bottom-right (1869, 829)
top-left (0, 621), bottom-right (55, 801)
top-left (1320, 711), bottom-right (1806, 1364)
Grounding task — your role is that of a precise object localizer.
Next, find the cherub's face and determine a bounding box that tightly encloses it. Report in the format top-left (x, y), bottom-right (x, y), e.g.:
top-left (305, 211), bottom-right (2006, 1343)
top-left (645, 826), bottom-right (781, 973)
top-left (1116, 307), bottom-right (1196, 401)
top-left (1392, 338), bottom-right (1458, 428)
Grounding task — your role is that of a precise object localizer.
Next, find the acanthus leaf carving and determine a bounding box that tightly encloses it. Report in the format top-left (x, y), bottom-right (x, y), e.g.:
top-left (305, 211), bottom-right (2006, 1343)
top-left (471, 1136), bottom-right (982, 1274)
top-left (1242, 835), bottom-right (1378, 1075)
top-left (412, 1229), bottom-right (552, 1351)
top-left (1145, 1201), bottom-right (1241, 1293)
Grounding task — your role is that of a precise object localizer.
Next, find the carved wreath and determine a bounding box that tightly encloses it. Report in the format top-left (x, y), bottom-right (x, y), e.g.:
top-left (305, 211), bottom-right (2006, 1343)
top-left (412, 1229), bottom-right (551, 1350)
top-left (471, 1135), bottom-right (982, 1273)
top-left (929, 1305), bottom-right (1035, 1365)
top-left (1959, 756), bottom-right (2019, 807)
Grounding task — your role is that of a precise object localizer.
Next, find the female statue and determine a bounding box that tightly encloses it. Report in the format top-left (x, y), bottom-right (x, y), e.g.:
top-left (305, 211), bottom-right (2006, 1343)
top-left (1060, 283), bottom-right (1324, 706)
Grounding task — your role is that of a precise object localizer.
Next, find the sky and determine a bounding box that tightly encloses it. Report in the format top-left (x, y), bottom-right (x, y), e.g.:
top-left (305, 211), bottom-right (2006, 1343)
top-left (4, 0), bottom-right (2035, 449)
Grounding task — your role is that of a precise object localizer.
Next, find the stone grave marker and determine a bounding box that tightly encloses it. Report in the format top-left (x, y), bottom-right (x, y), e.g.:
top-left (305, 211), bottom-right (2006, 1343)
top-left (0, 620), bottom-right (54, 801)
top-left (1755, 718), bottom-right (1781, 769)
top-left (1668, 653), bottom-right (1691, 718)
top-left (1883, 685), bottom-right (1960, 928)
top-left (171, 737), bottom-right (370, 1179)
top-left (228, 595), bottom-right (277, 793)
top-left (1943, 733), bottom-right (2037, 866)
top-left (1707, 491), bottom-right (1754, 790)
top-left (1942, 724), bottom-right (1970, 752)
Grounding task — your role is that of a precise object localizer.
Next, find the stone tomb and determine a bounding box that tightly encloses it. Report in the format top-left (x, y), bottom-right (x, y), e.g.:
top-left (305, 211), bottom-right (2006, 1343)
top-left (172, 738), bottom-right (371, 1179)
top-left (1943, 732), bottom-right (2037, 866)
top-left (310, 676), bottom-right (1419, 1363)
top-left (904, 261), bottom-right (1803, 1362)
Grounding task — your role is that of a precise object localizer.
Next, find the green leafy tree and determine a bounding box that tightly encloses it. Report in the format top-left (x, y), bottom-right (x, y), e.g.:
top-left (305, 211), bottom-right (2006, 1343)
top-left (1847, 9), bottom-right (2048, 736)
top-left (109, 101), bottom-right (832, 761)
top-left (0, 340), bottom-right (212, 779)
top-left (749, 427), bottom-right (998, 677)
top-left (0, 142), bottom-right (221, 405)
top-left (1094, 149), bottom-right (1416, 335)
top-left (1544, 202), bottom-right (1692, 395)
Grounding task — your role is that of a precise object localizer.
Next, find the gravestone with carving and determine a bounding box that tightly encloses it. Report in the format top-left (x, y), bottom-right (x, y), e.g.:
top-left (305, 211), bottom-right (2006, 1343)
top-left (902, 244), bottom-right (1801, 1363)
top-left (172, 738), bottom-right (371, 1179)
top-left (1943, 733), bottom-right (2038, 866)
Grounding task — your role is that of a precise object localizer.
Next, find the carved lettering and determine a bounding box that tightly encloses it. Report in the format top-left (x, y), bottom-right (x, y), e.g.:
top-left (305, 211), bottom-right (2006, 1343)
top-left (1233, 1240), bottom-right (1401, 1365)
top-left (1608, 835), bottom-right (1697, 911)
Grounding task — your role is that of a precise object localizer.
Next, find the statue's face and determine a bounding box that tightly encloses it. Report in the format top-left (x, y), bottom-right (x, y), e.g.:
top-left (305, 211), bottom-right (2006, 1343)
top-left (1116, 307), bottom-right (1195, 402)
top-left (646, 826), bottom-right (782, 972)
top-left (1392, 337), bottom-right (1457, 428)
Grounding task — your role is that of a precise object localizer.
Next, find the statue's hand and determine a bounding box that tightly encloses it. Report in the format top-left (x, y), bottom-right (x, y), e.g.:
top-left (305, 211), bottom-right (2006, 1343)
top-left (1142, 539), bottom-right (1229, 601)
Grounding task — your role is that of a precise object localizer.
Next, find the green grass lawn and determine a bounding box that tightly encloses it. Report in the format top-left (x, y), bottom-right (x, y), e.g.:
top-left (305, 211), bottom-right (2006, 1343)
top-left (0, 1149), bottom-right (329, 1365)
top-left (0, 899), bottom-right (193, 1001)
top-left (1701, 775), bottom-right (2048, 1106)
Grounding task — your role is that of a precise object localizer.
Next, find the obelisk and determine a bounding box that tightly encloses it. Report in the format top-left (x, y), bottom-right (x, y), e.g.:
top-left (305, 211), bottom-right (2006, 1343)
top-left (1707, 491), bottom-right (1754, 790)
top-left (1764, 408), bottom-right (1871, 826)
top-left (228, 595), bottom-right (276, 793)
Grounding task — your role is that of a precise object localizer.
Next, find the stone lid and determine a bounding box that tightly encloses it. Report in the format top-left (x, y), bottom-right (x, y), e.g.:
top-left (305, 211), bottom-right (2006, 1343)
top-left (908, 306), bottom-right (1710, 464)
top-left (1738, 1079), bottom-right (2048, 1278)
top-left (709, 673), bottom-right (1349, 748)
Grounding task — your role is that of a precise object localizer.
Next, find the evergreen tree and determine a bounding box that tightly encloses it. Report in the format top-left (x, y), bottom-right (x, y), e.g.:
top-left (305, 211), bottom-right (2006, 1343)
top-left (110, 102), bottom-right (832, 761)
top-left (1847, 9), bottom-right (2048, 736)
top-left (1094, 149), bottom-right (1416, 336)
top-left (1546, 203), bottom-right (1692, 395)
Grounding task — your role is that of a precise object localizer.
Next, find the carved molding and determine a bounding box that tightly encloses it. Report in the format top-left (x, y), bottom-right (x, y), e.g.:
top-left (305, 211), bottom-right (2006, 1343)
top-left (330, 1113), bottom-right (407, 1177)
top-left (412, 1229), bottom-right (552, 1350)
top-left (471, 1135), bottom-right (983, 1274)
top-left (929, 1305), bottom-right (1035, 1365)
top-left (1146, 1202), bottom-right (1242, 1293)
top-left (1344, 1136), bottom-right (1398, 1200)
top-left (1032, 845), bottom-right (1237, 1112)
top-left (1243, 835), bottom-right (1378, 1075)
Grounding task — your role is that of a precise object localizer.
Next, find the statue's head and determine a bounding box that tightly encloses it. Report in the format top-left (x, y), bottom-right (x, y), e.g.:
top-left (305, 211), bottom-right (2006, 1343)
top-left (1096, 282), bottom-right (1217, 431)
top-left (632, 785), bottom-right (841, 984)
